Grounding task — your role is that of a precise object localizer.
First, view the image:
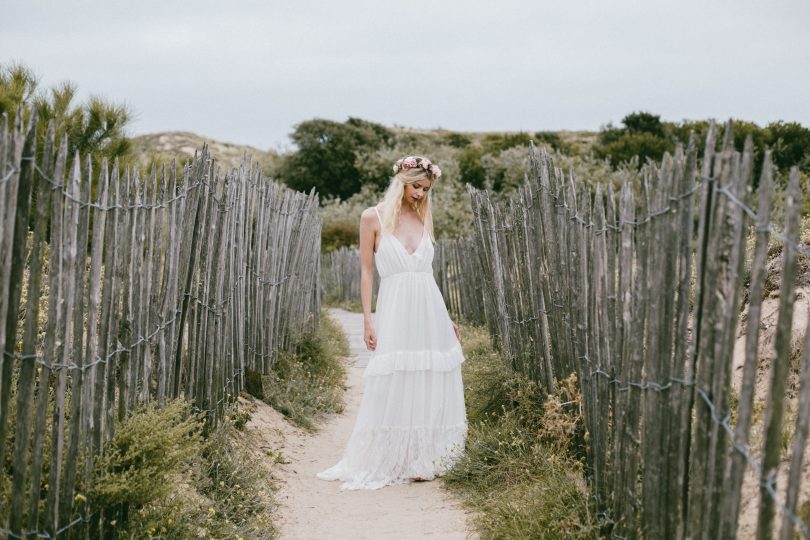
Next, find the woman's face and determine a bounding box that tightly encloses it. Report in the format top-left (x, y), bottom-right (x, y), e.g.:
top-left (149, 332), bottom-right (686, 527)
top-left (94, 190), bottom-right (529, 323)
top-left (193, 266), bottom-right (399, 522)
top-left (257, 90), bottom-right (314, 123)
top-left (402, 178), bottom-right (433, 206)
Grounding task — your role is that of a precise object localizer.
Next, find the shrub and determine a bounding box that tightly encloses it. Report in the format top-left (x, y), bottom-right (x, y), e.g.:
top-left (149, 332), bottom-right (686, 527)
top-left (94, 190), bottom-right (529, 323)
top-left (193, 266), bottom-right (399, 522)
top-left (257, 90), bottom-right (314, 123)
top-left (87, 399), bottom-right (277, 539)
top-left (458, 146), bottom-right (487, 189)
top-left (481, 132), bottom-right (533, 154)
top-left (533, 131), bottom-right (566, 153)
top-left (89, 400), bottom-right (203, 509)
top-left (595, 131), bottom-right (673, 169)
top-left (321, 221), bottom-right (359, 253)
top-left (443, 132), bottom-right (472, 148)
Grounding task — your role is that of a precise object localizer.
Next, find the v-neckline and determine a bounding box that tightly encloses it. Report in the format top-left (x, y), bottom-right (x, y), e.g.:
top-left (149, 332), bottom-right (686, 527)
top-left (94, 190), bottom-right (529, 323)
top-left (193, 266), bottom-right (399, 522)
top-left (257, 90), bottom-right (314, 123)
top-left (390, 226), bottom-right (426, 256)
top-left (373, 205), bottom-right (426, 256)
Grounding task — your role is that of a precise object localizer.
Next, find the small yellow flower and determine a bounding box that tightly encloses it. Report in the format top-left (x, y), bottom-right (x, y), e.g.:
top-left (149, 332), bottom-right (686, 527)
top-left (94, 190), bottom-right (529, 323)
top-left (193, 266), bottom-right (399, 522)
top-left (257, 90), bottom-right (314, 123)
top-left (74, 493), bottom-right (87, 503)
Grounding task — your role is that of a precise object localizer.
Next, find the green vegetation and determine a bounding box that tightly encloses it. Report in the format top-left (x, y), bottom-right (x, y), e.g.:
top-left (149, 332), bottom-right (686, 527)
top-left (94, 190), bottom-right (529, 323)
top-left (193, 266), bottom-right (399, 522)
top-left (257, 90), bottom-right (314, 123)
top-left (277, 120), bottom-right (568, 207)
top-left (321, 221), bottom-right (360, 253)
top-left (88, 399), bottom-right (277, 539)
top-left (256, 311), bottom-right (350, 431)
top-left (0, 63), bottom-right (132, 169)
top-left (445, 323), bottom-right (596, 539)
top-left (276, 117), bottom-right (395, 200)
top-left (308, 112), bottom-right (810, 255)
top-left (594, 111), bottom-right (810, 177)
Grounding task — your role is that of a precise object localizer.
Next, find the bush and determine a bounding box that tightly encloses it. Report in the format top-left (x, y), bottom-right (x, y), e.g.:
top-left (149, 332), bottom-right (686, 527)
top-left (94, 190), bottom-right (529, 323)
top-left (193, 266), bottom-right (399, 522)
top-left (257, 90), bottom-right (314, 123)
top-left (768, 121), bottom-right (810, 173)
top-left (443, 132), bottom-right (472, 148)
top-left (88, 399), bottom-right (277, 539)
top-left (458, 146), bottom-right (486, 189)
top-left (595, 131), bottom-right (673, 169)
top-left (533, 131), bottom-right (567, 153)
top-left (89, 400), bottom-right (203, 509)
top-left (321, 221), bottom-right (359, 252)
top-left (481, 132), bottom-right (533, 154)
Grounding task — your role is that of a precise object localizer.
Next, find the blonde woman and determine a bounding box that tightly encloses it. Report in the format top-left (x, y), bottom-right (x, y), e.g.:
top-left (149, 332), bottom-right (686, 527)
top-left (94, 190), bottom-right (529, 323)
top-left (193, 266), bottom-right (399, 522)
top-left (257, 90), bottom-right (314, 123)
top-left (317, 156), bottom-right (467, 490)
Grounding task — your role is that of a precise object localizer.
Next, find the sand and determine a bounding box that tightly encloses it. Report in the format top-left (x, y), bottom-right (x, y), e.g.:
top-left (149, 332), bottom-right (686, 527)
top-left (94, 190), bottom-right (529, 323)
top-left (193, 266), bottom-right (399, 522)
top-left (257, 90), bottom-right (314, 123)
top-left (244, 308), bottom-right (478, 540)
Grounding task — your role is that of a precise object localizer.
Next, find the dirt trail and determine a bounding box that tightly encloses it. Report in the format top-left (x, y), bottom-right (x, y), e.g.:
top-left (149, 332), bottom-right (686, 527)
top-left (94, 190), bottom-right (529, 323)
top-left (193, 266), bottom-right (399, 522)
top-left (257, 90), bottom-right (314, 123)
top-left (245, 307), bottom-right (478, 540)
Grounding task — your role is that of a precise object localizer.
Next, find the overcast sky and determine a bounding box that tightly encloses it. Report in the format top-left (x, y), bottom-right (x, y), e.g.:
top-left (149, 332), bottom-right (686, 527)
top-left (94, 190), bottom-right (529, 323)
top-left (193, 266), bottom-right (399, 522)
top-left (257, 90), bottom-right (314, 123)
top-left (2, 0), bottom-right (809, 151)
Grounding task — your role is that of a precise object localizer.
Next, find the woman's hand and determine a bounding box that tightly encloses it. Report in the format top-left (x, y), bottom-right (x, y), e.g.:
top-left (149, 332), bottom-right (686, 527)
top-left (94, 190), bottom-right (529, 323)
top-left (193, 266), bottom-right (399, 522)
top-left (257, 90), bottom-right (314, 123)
top-left (364, 322), bottom-right (377, 351)
top-left (451, 320), bottom-right (461, 343)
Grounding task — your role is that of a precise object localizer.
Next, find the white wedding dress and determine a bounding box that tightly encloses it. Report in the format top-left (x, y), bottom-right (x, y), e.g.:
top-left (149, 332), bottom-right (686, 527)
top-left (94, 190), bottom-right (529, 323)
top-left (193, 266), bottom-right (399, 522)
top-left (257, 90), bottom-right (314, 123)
top-left (316, 207), bottom-right (468, 490)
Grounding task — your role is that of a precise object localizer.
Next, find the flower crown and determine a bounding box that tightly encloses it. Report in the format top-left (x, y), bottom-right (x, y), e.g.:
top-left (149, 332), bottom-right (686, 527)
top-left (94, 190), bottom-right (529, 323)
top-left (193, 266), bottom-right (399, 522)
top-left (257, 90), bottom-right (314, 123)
top-left (392, 156), bottom-right (442, 180)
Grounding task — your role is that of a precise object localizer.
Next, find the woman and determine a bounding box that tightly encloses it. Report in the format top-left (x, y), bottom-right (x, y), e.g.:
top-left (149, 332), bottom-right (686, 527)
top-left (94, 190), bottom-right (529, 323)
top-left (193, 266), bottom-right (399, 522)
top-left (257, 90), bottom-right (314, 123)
top-left (317, 155), bottom-right (468, 490)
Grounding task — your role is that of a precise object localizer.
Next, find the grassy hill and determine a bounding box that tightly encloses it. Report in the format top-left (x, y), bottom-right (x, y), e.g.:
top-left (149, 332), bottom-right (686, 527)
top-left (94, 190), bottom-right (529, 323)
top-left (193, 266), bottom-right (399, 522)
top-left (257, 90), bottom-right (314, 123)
top-left (130, 131), bottom-right (282, 176)
top-left (131, 128), bottom-right (598, 177)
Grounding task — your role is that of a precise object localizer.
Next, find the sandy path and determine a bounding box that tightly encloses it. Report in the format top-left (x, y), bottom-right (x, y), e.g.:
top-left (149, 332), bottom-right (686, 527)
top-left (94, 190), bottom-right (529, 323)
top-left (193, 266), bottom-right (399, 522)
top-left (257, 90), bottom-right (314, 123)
top-left (252, 307), bottom-right (478, 540)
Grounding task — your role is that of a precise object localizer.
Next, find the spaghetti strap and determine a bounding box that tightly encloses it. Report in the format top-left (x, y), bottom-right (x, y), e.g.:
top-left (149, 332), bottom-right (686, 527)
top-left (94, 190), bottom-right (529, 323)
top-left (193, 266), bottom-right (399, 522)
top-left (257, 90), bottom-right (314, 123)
top-left (373, 206), bottom-right (383, 227)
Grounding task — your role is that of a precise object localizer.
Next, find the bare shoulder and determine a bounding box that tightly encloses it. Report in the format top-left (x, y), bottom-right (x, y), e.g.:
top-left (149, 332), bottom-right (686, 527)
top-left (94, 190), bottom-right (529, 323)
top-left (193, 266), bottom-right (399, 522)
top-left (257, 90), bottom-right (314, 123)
top-left (360, 206), bottom-right (381, 228)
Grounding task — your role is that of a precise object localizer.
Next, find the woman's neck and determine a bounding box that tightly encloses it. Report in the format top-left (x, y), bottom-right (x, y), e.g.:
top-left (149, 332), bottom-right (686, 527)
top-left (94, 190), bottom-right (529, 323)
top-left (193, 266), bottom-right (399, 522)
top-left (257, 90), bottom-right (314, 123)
top-left (399, 204), bottom-right (420, 219)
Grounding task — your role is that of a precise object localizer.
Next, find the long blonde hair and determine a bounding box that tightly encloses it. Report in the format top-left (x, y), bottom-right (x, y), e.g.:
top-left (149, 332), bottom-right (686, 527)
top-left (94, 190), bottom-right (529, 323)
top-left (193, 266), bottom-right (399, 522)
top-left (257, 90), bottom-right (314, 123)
top-left (377, 156), bottom-right (436, 242)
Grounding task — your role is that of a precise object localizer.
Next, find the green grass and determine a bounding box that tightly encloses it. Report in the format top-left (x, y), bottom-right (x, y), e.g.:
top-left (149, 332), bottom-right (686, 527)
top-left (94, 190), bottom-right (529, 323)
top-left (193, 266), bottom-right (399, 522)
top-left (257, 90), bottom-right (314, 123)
top-left (444, 323), bottom-right (597, 540)
top-left (260, 310), bottom-right (349, 431)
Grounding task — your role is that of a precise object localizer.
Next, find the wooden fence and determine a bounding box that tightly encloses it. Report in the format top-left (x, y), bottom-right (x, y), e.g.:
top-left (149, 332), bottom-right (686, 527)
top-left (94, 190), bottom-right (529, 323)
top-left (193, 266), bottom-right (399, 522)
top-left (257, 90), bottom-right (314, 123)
top-left (442, 125), bottom-right (810, 538)
top-left (321, 246), bottom-right (375, 304)
top-left (0, 109), bottom-right (321, 538)
top-left (321, 237), bottom-right (486, 326)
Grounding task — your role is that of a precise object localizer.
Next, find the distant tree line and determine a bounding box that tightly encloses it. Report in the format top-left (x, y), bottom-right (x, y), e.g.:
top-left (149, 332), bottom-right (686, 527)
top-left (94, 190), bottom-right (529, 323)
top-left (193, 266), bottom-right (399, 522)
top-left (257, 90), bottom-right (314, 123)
top-left (275, 117), bottom-right (570, 201)
top-left (278, 112), bottom-right (810, 203)
top-left (594, 111), bottom-right (810, 178)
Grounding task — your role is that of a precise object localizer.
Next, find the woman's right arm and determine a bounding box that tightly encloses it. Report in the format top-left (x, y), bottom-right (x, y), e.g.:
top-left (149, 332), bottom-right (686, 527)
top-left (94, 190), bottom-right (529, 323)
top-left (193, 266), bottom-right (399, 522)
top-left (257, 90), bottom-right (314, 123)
top-left (359, 209), bottom-right (378, 351)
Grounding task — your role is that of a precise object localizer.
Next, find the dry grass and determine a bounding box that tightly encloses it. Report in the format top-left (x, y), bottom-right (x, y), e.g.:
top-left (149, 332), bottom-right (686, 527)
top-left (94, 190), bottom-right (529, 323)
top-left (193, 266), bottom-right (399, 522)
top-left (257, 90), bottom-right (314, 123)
top-left (260, 310), bottom-right (349, 431)
top-left (444, 323), bottom-right (597, 540)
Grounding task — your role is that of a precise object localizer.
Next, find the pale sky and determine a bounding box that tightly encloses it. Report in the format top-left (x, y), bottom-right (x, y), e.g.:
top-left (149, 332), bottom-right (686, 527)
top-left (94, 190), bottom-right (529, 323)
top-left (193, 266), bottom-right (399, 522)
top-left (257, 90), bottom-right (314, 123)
top-left (2, 0), bottom-right (809, 151)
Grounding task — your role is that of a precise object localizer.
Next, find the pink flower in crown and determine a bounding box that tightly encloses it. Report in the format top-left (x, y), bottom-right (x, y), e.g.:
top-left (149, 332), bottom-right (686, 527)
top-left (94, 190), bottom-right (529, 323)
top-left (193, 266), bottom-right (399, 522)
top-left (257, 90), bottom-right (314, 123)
top-left (393, 160), bottom-right (401, 174)
top-left (430, 164), bottom-right (442, 178)
top-left (419, 158), bottom-right (432, 170)
top-left (402, 157), bottom-right (418, 169)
